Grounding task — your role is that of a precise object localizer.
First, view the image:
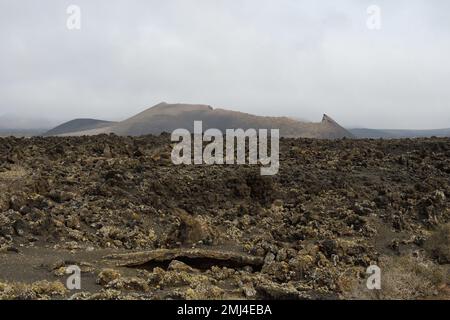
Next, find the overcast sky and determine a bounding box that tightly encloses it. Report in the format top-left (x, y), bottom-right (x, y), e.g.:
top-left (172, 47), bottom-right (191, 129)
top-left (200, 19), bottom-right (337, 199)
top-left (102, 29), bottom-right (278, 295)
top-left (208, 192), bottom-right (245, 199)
top-left (0, 0), bottom-right (449, 129)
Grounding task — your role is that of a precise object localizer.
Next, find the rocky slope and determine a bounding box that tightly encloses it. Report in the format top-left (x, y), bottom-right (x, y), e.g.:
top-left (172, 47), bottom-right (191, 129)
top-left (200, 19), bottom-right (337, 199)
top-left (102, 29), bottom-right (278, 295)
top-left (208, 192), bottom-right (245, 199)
top-left (0, 135), bottom-right (448, 300)
top-left (43, 119), bottom-right (117, 137)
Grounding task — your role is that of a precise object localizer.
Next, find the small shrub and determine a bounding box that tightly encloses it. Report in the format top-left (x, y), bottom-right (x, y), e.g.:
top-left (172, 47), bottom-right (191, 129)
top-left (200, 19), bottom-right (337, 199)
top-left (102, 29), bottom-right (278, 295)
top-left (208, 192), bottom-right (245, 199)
top-left (425, 223), bottom-right (450, 264)
top-left (343, 255), bottom-right (448, 300)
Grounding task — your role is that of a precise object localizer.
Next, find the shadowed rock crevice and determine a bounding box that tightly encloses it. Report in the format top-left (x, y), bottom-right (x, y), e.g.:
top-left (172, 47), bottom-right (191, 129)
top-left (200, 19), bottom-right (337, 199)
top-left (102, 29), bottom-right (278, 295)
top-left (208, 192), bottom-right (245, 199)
top-left (105, 248), bottom-right (264, 272)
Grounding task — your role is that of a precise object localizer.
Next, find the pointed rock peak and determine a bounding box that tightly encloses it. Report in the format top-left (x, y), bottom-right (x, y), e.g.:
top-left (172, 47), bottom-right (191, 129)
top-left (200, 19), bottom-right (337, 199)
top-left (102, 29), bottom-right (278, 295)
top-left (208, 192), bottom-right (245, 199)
top-left (322, 114), bottom-right (338, 124)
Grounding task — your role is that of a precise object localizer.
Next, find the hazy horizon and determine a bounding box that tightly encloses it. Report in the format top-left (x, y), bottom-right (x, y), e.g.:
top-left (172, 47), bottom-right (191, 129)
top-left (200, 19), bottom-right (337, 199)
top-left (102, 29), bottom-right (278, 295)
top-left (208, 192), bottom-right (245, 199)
top-left (1, 1), bottom-right (450, 130)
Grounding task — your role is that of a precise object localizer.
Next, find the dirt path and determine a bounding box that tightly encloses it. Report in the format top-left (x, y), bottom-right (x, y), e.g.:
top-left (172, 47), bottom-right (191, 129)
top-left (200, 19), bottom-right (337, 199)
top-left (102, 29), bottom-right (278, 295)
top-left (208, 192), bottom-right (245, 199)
top-left (0, 247), bottom-right (138, 295)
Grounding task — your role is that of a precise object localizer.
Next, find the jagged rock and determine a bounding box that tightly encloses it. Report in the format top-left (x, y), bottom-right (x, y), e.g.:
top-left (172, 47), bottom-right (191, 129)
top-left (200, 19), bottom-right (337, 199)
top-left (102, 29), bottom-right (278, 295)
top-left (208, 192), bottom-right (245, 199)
top-left (105, 277), bottom-right (149, 292)
top-left (166, 208), bottom-right (214, 246)
top-left (9, 195), bottom-right (25, 211)
top-left (255, 281), bottom-right (301, 300)
top-left (97, 269), bottom-right (122, 286)
top-left (12, 219), bottom-right (28, 236)
top-left (168, 260), bottom-right (198, 273)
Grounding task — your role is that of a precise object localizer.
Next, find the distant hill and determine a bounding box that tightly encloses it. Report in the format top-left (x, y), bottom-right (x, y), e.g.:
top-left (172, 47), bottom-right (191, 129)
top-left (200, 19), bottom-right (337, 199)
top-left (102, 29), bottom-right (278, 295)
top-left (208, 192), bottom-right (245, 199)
top-left (7, 106), bottom-right (449, 139)
top-left (0, 128), bottom-right (46, 137)
top-left (45, 102), bottom-right (354, 139)
top-left (350, 128), bottom-right (450, 139)
top-left (43, 119), bottom-right (117, 136)
top-left (0, 114), bottom-right (56, 136)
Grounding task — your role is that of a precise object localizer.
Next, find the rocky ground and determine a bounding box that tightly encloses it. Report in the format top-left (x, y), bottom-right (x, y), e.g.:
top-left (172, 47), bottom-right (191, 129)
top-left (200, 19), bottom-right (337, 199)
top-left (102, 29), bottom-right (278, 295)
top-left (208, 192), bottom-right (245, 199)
top-left (0, 134), bottom-right (448, 300)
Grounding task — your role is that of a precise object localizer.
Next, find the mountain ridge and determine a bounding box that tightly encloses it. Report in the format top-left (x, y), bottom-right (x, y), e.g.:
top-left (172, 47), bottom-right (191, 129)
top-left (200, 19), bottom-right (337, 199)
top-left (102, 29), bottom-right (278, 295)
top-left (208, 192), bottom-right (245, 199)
top-left (44, 102), bottom-right (353, 139)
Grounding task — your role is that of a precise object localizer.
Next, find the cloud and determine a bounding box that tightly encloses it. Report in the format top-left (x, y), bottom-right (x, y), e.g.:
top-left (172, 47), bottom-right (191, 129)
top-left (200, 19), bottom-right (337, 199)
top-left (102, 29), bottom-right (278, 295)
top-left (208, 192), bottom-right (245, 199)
top-left (0, 0), bottom-right (449, 129)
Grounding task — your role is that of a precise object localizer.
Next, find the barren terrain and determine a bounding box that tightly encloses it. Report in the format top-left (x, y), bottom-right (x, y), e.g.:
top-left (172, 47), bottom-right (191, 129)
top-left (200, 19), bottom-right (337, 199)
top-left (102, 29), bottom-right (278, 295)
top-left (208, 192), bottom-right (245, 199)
top-left (0, 135), bottom-right (448, 300)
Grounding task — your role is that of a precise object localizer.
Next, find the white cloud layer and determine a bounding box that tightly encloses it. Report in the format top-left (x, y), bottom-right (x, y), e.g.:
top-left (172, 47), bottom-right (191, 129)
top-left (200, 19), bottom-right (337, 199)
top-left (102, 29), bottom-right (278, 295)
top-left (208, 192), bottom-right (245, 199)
top-left (0, 0), bottom-right (449, 129)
